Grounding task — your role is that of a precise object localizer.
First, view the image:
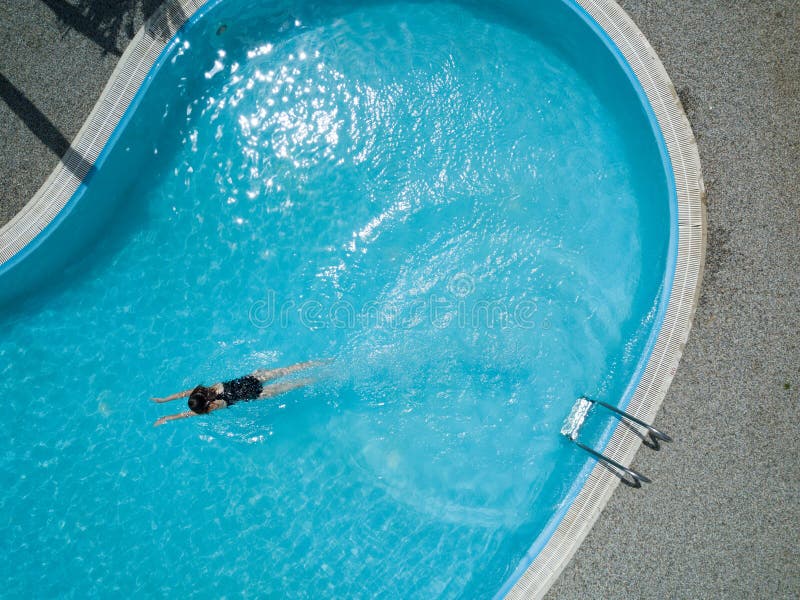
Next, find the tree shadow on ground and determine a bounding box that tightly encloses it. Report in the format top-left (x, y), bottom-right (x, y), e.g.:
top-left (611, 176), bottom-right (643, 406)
top-left (39, 0), bottom-right (188, 55)
top-left (0, 72), bottom-right (94, 181)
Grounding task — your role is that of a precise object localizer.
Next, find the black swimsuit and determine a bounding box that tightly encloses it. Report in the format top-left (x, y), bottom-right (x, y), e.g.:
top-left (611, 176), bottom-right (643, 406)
top-left (219, 375), bottom-right (263, 406)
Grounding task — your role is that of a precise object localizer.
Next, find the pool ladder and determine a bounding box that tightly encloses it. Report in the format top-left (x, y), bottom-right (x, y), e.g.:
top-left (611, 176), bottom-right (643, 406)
top-left (561, 397), bottom-right (672, 488)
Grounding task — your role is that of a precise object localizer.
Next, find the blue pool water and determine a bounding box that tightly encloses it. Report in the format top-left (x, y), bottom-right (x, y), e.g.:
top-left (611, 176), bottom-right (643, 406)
top-left (0, 0), bottom-right (673, 596)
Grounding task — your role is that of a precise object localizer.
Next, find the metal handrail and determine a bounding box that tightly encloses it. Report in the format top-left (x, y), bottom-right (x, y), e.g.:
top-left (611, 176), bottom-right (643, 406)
top-left (571, 439), bottom-right (652, 488)
top-left (588, 398), bottom-right (673, 447)
top-left (561, 396), bottom-right (672, 487)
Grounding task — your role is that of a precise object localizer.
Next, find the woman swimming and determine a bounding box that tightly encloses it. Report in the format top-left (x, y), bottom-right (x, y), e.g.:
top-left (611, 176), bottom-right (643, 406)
top-left (152, 360), bottom-right (325, 426)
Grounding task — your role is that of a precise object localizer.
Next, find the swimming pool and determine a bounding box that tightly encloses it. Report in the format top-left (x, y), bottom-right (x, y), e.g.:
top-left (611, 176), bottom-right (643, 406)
top-left (0, 0), bottom-right (704, 597)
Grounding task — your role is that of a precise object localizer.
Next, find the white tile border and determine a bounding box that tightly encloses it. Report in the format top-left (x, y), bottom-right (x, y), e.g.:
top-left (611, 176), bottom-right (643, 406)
top-left (505, 1), bottom-right (705, 597)
top-left (0, 0), bottom-right (704, 596)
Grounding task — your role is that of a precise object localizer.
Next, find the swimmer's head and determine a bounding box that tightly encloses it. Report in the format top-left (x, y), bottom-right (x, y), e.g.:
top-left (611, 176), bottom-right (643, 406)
top-left (188, 386), bottom-right (215, 414)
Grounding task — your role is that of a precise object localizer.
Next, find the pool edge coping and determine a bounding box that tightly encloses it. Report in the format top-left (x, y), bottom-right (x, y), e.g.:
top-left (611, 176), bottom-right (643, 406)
top-left (0, 0), bottom-right (706, 597)
top-left (504, 0), bottom-right (706, 598)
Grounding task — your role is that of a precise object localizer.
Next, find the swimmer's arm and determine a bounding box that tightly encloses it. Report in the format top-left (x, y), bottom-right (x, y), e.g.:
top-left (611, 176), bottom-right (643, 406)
top-left (151, 388), bottom-right (196, 403)
top-left (153, 411), bottom-right (197, 427)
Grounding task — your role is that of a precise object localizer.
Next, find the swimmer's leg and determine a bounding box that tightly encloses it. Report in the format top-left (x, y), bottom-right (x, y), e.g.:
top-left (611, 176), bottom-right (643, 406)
top-left (257, 377), bottom-right (315, 399)
top-left (252, 359), bottom-right (330, 383)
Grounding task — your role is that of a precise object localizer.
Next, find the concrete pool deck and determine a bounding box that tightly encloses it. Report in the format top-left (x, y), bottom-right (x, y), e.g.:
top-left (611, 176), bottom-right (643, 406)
top-left (1, 0), bottom-right (797, 596)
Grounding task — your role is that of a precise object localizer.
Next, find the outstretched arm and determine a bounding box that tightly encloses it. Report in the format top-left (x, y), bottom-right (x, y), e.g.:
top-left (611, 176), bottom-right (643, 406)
top-left (153, 411), bottom-right (198, 427)
top-left (252, 359), bottom-right (332, 383)
top-left (151, 388), bottom-right (196, 403)
top-left (257, 377), bottom-right (315, 399)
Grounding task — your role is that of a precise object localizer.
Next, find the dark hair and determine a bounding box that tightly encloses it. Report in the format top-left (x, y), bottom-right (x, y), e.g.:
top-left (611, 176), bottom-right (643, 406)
top-left (188, 386), bottom-right (215, 414)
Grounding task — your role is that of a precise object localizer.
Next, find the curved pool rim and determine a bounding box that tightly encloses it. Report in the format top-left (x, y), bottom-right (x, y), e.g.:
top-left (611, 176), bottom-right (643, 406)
top-left (0, 0), bottom-right (706, 597)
